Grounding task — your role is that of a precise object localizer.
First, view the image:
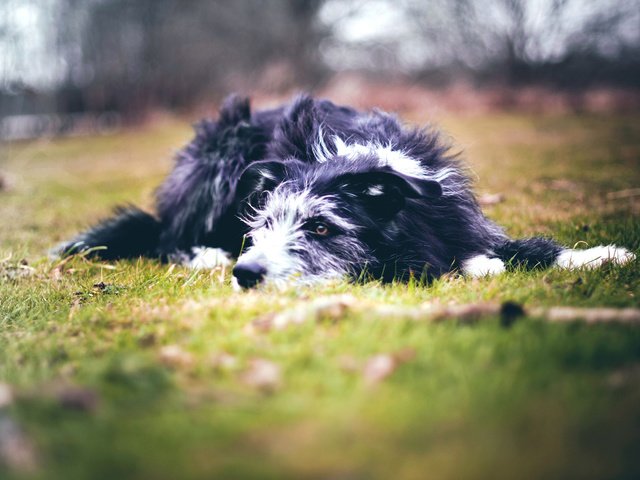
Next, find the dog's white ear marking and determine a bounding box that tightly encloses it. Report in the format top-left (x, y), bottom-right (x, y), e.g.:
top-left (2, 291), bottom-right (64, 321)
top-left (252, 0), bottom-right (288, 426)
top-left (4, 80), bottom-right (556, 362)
top-left (462, 254), bottom-right (506, 277)
top-left (555, 245), bottom-right (636, 270)
top-left (258, 169), bottom-right (276, 181)
top-left (313, 125), bottom-right (335, 163)
top-left (188, 247), bottom-right (233, 270)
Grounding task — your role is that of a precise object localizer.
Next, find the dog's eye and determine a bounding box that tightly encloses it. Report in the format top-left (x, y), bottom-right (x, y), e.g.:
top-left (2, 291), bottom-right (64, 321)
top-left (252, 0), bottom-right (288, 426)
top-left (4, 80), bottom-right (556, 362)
top-left (306, 221), bottom-right (330, 236)
top-left (314, 223), bottom-right (329, 236)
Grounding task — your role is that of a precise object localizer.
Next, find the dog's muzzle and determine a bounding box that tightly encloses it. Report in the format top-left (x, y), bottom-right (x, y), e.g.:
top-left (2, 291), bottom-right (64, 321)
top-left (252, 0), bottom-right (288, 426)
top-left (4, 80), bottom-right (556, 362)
top-left (232, 261), bottom-right (267, 289)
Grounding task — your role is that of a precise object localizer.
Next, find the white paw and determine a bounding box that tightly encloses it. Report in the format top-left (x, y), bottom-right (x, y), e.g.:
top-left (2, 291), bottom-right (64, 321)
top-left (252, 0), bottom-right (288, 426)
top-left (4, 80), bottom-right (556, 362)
top-left (231, 275), bottom-right (243, 292)
top-left (188, 247), bottom-right (233, 270)
top-left (462, 254), bottom-right (506, 278)
top-left (555, 245), bottom-right (636, 270)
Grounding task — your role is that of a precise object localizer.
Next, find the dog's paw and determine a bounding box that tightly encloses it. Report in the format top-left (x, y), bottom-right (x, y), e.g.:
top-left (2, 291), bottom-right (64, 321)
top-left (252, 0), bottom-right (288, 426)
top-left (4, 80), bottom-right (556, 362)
top-left (555, 245), bottom-right (636, 270)
top-left (188, 247), bottom-right (233, 270)
top-left (462, 254), bottom-right (506, 277)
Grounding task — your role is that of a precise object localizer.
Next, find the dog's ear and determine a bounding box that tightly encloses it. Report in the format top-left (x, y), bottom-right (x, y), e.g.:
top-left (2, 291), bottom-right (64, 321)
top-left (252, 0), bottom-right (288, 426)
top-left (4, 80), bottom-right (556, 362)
top-left (337, 170), bottom-right (442, 220)
top-left (235, 160), bottom-right (288, 204)
top-left (270, 96), bottom-right (321, 162)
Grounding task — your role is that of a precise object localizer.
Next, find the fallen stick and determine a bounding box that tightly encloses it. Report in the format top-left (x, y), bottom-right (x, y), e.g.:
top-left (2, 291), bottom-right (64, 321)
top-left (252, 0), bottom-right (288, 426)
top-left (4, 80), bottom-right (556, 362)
top-left (606, 187), bottom-right (640, 200)
top-left (246, 295), bottom-right (640, 333)
top-left (529, 306), bottom-right (640, 325)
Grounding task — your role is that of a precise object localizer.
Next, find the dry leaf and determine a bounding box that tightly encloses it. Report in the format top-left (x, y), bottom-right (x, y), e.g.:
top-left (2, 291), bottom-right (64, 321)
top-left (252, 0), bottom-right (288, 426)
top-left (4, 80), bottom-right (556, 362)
top-left (241, 359), bottom-right (281, 392)
top-left (478, 193), bottom-right (505, 206)
top-left (549, 179), bottom-right (580, 191)
top-left (393, 347), bottom-right (417, 363)
top-left (0, 260), bottom-right (35, 281)
top-left (0, 417), bottom-right (38, 473)
top-left (363, 348), bottom-right (417, 385)
top-left (159, 345), bottom-right (194, 368)
top-left (210, 352), bottom-right (238, 370)
top-left (363, 354), bottom-right (397, 385)
top-left (0, 384), bottom-right (13, 409)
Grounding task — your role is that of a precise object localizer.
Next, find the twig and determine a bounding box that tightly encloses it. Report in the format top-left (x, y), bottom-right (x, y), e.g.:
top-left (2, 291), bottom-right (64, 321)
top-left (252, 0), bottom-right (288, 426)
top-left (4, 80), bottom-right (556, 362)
top-left (606, 188), bottom-right (640, 200)
top-left (246, 296), bottom-right (640, 332)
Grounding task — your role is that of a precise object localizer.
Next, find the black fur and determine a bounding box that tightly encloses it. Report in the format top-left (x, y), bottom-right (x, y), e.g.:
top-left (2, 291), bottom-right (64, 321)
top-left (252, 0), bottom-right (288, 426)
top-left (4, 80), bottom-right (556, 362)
top-left (57, 94), bottom-right (574, 285)
top-left (55, 206), bottom-right (161, 260)
top-left (495, 238), bottom-right (564, 269)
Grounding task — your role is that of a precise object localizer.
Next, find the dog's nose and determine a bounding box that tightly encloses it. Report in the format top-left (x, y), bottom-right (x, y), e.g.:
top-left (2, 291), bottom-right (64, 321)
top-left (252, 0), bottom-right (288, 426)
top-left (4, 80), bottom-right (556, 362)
top-left (233, 261), bottom-right (267, 288)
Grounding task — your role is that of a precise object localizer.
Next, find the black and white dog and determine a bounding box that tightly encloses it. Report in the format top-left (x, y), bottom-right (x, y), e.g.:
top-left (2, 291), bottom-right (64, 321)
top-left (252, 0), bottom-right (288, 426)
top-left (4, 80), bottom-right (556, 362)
top-left (55, 94), bottom-right (635, 288)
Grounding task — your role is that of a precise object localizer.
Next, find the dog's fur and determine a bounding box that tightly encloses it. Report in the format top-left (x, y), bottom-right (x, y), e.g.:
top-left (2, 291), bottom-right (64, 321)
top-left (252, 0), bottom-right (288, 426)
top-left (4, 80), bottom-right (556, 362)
top-left (54, 94), bottom-right (635, 288)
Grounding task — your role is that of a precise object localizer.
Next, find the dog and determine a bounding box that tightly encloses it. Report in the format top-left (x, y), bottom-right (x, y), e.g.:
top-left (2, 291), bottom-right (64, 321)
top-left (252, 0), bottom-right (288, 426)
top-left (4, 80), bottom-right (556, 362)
top-left (54, 94), bottom-right (635, 288)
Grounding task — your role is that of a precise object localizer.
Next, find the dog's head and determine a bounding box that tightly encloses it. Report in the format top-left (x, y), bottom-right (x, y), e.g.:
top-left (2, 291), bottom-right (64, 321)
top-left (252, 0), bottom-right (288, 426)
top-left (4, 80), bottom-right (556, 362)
top-left (232, 155), bottom-right (443, 288)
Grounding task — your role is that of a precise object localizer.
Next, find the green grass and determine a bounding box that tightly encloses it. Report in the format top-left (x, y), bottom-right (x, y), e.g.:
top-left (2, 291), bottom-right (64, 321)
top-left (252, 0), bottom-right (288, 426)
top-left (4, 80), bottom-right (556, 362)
top-left (1, 113), bottom-right (639, 480)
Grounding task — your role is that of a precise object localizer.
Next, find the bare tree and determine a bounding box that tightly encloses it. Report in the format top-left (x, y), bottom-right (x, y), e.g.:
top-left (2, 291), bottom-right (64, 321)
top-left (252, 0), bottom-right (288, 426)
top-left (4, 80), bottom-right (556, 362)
top-left (67, 0), bottom-right (329, 116)
top-left (322, 0), bottom-right (640, 86)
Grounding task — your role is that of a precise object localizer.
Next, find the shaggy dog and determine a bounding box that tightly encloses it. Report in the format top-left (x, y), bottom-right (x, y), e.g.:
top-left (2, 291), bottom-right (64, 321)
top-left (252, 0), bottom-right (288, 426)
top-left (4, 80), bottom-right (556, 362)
top-left (55, 94), bottom-right (635, 288)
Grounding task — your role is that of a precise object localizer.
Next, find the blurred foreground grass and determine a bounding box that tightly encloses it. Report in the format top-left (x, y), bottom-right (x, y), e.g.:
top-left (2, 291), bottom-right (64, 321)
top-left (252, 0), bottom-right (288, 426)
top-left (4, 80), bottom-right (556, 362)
top-left (1, 112), bottom-right (639, 480)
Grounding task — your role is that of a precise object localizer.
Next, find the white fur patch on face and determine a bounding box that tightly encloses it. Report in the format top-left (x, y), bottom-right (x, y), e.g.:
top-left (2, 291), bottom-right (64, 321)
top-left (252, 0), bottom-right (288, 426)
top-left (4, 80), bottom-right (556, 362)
top-left (462, 254), bottom-right (506, 277)
top-left (555, 245), bottom-right (636, 269)
top-left (239, 190), bottom-right (310, 283)
top-left (239, 222), bottom-right (304, 280)
top-left (188, 247), bottom-right (232, 270)
top-left (240, 188), bottom-right (363, 286)
top-left (246, 188), bottom-right (359, 234)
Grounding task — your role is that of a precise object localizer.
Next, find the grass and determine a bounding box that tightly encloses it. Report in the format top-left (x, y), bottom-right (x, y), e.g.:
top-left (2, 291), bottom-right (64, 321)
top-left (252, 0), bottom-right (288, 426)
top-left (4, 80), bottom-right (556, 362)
top-left (1, 112), bottom-right (639, 480)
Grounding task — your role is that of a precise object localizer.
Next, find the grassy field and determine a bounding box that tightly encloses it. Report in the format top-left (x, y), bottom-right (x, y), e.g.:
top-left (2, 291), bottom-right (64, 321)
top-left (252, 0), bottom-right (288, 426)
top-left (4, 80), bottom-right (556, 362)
top-left (1, 112), bottom-right (639, 480)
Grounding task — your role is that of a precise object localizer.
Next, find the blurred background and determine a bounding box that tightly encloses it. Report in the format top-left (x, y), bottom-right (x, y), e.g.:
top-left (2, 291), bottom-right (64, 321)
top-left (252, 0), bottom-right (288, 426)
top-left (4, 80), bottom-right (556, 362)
top-left (1, 0), bottom-right (639, 139)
